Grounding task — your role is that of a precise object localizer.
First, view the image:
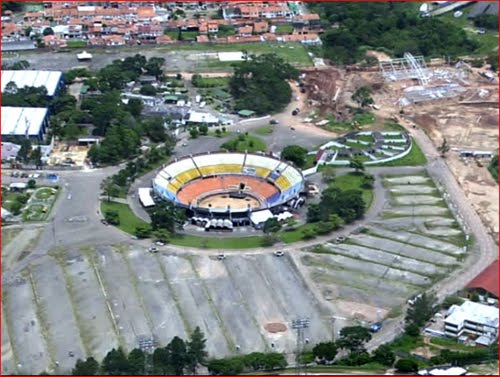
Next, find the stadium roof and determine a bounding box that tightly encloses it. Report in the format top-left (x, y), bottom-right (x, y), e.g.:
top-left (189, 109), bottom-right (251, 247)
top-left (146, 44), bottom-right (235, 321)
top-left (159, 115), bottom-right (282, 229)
top-left (1, 70), bottom-right (63, 96)
top-left (466, 260), bottom-right (498, 298)
top-left (1, 107), bottom-right (48, 137)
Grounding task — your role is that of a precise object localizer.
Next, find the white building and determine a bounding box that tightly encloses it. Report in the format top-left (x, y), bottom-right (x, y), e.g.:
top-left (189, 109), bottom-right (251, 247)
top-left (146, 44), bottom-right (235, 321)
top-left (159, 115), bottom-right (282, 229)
top-left (444, 301), bottom-right (498, 339)
top-left (1, 70), bottom-right (63, 96)
top-left (1, 107), bottom-right (49, 141)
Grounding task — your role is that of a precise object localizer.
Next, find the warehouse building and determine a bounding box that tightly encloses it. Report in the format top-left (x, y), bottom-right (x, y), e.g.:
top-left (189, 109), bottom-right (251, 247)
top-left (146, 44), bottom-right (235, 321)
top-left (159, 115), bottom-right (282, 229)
top-left (1, 70), bottom-right (63, 97)
top-left (1, 107), bottom-right (49, 141)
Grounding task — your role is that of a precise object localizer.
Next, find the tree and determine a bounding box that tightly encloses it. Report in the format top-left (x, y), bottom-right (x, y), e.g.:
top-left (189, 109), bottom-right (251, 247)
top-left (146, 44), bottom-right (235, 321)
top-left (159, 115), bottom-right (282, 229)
top-left (312, 342), bottom-right (338, 364)
top-left (371, 344), bottom-right (395, 366)
top-left (127, 348), bottom-right (145, 375)
top-left (72, 357), bottom-right (99, 375)
top-left (166, 336), bottom-right (189, 375)
top-left (153, 229), bottom-right (171, 243)
top-left (405, 293), bottom-right (437, 328)
top-left (362, 174), bottom-right (375, 189)
top-left (302, 227), bottom-right (317, 240)
top-left (135, 225), bottom-right (152, 239)
top-left (322, 166), bottom-right (336, 182)
top-left (17, 138), bottom-right (32, 163)
top-left (27, 179), bottom-right (36, 189)
top-left (337, 326), bottom-right (372, 353)
top-left (104, 210), bottom-right (120, 226)
top-left (352, 86), bottom-right (374, 108)
top-left (395, 358), bottom-right (418, 373)
top-left (198, 124), bottom-right (209, 136)
top-left (349, 157), bottom-right (365, 173)
top-left (150, 201), bottom-right (185, 233)
top-left (127, 98), bottom-right (144, 118)
top-left (230, 54), bottom-right (299, 115)
top-left (42, 27), bottom-right (54, 36)
top-left (187, 327), bottom-right (208, 373)
top-left (281, 145), bottom-right (307, 168)
top-left (101, 178), bottom-right (120, 202)
top-left (207, 358), bottom-right (244, 376)
top-left (438, 138), bottom-right (450, 158)
top-left (101, 348), bottom-right (130, 375)
top-left (143, 117), bottom-right (168, 143)
top-left (261, 234), bottom-right (278, 246)
top-left (140, 84), bottom-right (157, 96)
top-left (145, 57), bottom-right (165, 79)
top-left (215, 129), bottom-right (222, 137)
top-left (189, 128), bottom-right (199, 139)
top-left (10, 202), bottom-right (22, 216)
top-left (263, 217), bottom-right (282, 234)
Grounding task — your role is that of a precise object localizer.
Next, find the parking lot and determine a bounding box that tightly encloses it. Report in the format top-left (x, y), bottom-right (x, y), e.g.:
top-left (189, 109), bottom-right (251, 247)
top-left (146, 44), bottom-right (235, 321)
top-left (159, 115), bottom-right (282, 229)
top-left (2, 246), bottom-right (331, 374)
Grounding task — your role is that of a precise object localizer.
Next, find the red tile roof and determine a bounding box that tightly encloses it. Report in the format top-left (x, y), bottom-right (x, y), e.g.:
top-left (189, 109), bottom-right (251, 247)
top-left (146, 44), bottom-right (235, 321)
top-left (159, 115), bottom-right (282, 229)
top-left (466, 260), bottom-right (499, 297)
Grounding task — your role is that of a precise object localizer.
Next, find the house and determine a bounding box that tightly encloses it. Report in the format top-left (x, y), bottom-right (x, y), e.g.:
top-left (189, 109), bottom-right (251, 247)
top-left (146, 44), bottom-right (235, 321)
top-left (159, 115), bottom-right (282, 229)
top-left (156, 35), bottom-right (175, 45)
top-left (237, 25), bottom-right (253, 36)
top-left (253, 21), bottom-right (268, 34)
top-left (282, 33), bottom-right (322, 45)
top-left (43, 34), bottom-right (68, 48)
top-left (444, 301), bottom-right (498, 340)
top-left (196, 35), bottom-right (210, 43)
top-left (208, 22), bottom-right (219, 33)
top-left (240, 5), bottom-right (260, 19)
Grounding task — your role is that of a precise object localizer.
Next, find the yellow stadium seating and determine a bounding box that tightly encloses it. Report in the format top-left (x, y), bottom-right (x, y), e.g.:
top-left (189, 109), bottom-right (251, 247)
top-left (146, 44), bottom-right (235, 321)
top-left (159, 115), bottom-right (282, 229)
top-left (199, 164), bottom-right (242, 176)
top-left (254, 167), bottom-right (271, 178)
top-left (175, 168), bottom-right (201, 185)
top-left (274, 176), bottom-right (291, 191)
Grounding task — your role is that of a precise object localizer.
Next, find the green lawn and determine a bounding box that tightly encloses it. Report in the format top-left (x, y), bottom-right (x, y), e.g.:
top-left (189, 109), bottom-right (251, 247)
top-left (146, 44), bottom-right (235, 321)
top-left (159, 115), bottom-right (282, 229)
top-left (383, 122), bottom-right (406, 132)
top-left (275, 25), bottom-right (294, 34)
top-left (208, 129), bottom-right (230, 138)
top-left (330, 172), bottom-right (374, 209)
top-left (221, 135), bottom-right (267, 153)
top-left (23, 204), bottom-right (48, 222)
top-left (253, 126), bottom-right (274, 136)
top-left (192, 76), bottom-right (229, 88)
top-left (430, 337), bottom-right (477, 352)
top-left (34, 188), bottom-right (56, 200)
top-left (375, 138), bottom-right (427, 167)
top-left (170, 234), bottom-right (263, 249)
top-left (66, 40), bottom-right (88, 48)
top-left (279, 223), bottom-right (318, 243)
top-left (101, 201), bottom-right (150, 235)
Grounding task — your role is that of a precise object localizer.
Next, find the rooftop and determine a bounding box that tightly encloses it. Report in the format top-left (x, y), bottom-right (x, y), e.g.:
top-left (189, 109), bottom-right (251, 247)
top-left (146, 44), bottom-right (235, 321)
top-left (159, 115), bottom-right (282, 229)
top-left (1, 70), bottom-right (62, 96)
top-left (445, 300), bottom-right (499, 328)
top-left (466, 260), bottom-right (499, 298)
top-left (1, 107), bottom-right (48, 137)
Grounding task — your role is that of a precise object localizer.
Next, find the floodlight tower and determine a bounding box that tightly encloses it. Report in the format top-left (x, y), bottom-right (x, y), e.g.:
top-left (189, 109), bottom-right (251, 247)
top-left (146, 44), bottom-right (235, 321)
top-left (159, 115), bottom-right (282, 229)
top-left (292, 318), bottom-right (310, 375)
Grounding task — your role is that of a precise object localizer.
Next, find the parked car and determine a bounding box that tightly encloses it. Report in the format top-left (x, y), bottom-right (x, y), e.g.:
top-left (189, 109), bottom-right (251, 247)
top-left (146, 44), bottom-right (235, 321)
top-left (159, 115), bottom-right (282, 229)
top-left (217, 253), bottom-right (226, 260)
top-left (274, 250), bottom-right (285, 257)
top-left (100, 219), bottom-right (109, 225)
top-left (149, 247), bottom-right (159, 254)
top-left (155, 241), bottom-right (165, 246)
top-left (270, 119), bottom-right (279, 125)
top-left (370, 322), bottom-right (383, 333)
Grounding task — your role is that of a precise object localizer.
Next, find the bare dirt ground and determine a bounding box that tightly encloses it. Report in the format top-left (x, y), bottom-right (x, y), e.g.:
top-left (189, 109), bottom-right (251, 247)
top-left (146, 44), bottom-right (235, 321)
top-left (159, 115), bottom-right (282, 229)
top-left (357, 65), bottom-right (499, 235)
top-left (48, 142), bottom-right (90, 167)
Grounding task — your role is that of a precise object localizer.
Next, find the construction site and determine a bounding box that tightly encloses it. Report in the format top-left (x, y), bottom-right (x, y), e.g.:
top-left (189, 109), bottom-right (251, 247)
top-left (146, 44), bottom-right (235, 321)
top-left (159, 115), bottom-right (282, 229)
top-left (297, 52), bottom-right (498, 234)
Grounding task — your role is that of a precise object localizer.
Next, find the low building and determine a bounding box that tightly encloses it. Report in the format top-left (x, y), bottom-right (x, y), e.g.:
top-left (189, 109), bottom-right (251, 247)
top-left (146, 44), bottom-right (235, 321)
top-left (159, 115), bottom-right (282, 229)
top-left (1, 107), bottom-right (49, 141)
top-left (418, 366), bottom-right (467, 376)
top-left (1, 142), bottom-right (21, 161)
top-left (1, 70), bottom-right (63, 97)
top-left (444, 301), bottom-right (498, 340)
top-left (187, 111), bottom-right (220, 125)
top-left (9, 182), bottom-right (28, 191)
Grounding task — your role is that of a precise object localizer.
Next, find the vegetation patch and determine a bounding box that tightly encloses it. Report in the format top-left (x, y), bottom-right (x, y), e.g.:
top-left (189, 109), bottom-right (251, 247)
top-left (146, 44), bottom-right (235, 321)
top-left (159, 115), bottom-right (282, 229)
top-left (100, 201), bottom-right (149, 235)
top-left (329, 172), bottom-right (374, 209)
top-left (220, 134), bottom-right (267, 153)
top-left (375, 139), bottom-right (427, 166)
top-left (253, 126), bottom-right (274, 136)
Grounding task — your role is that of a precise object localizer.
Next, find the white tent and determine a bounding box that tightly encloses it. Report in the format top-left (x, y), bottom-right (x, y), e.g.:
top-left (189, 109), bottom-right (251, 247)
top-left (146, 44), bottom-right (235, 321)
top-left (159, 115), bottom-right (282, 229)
top-left (138, 188), bottom-right (155, 207)
top-left (250, 210), bottom-right (274, 226)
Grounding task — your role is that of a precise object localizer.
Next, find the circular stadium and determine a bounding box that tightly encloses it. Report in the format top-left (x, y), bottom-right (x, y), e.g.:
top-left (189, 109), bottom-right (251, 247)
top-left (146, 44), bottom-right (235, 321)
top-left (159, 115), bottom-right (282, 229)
top-left (152, 152), bottom-right (305, 228)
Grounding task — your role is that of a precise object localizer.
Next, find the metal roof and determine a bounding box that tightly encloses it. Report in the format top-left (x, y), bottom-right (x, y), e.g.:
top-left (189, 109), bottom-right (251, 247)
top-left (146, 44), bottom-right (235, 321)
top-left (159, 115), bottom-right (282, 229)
top-left (1, 70), bottom-right (62, 96)
top-left (1, 107), bottom-right (48, 136)
top-left (466, 260), bottom-right (499, 298)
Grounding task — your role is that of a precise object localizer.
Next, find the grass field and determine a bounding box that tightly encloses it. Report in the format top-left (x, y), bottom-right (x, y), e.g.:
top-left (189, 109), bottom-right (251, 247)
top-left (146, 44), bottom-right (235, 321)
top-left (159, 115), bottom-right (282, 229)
top-left (66, 40), bottom-right (88, 48)
top-left (170, 234), bottom-right (263, 249)
top-left (330, 172), bottom-right (374, 209)
top-left (376, 138), bottom-right (427, 167)
top-left (221, 135), bottom-right (267, 153)
top-left (192, 76), bottom-right (230, 88)
top-left (275, 25), bottom-right (294, 34)
top-left (253, 126), bottom-right (274, 136)
top-left (34, 188), bottom-right (56, 200)
top-left (156, 42), bottom-right (313, 66)
top-left (100, 201), bottom-right (150, 235)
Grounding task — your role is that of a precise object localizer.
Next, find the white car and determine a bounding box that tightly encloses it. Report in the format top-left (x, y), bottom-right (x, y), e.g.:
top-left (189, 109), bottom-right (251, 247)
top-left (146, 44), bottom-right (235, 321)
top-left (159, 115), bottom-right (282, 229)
top-left (274, 250), bottom-right (285, 257)
top-left (155, 241), bottom-right (165, 246)
top-left (217, 254), bottom-right (226, 260)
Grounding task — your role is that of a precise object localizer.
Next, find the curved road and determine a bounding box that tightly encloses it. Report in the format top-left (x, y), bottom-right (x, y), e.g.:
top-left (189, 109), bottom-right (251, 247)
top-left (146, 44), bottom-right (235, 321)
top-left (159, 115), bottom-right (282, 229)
top-left (3, 117), bottom-right (497, 353)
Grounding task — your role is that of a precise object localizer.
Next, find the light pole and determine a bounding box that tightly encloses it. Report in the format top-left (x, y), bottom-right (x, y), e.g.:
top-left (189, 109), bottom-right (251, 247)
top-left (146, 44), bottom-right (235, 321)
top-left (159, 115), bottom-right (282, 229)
top-left (331, 315), bottom-right (346, 342)
top-left (292, 318), bottom-right (310, 375)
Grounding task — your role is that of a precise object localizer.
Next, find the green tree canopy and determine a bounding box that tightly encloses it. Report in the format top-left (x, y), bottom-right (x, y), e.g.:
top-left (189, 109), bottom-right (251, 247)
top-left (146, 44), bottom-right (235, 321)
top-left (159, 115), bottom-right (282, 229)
top-left (72, 357), bottom-right (99, 375)
top-left (101, 348), bottom-right (130, 375)
top-left (281, 145), bottom-right (308, 168)
top-left (395, 357), bottom-right (419, 373)
top-left (230, 54), bottom-right (299, 115)
top-left (263, 217), bottom-right (282, 234)
top-left (312, 342), bottom-right (338, 363)
top-left (337, 326), bottom-right (372, 353)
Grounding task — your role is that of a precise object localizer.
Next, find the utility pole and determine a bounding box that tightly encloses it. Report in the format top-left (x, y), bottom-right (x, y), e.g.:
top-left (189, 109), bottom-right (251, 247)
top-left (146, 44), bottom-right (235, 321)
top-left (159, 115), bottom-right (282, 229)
top-left (292, 318), bottom-right (310, 376)
top-left (331, 315), bottom-right (346, 342)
